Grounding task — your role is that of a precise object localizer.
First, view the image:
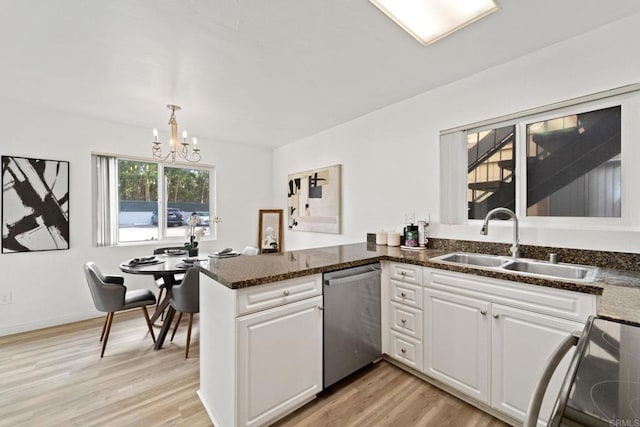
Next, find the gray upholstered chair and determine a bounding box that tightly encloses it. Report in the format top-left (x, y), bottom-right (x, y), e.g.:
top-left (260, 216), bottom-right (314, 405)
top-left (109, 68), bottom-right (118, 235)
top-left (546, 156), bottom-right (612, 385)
top-left (83, 262), bottom-right (157, 357)
top-left (169, 267), bottom-right (200, 358)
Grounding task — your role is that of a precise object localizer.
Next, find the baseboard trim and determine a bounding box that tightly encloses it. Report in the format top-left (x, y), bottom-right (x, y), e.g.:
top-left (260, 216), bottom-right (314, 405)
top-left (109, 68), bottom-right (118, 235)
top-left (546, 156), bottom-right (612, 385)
top-left (0, 311), bottom-right (101, 337)
top-left (197, 389), bottom-right (224, 427)
top-left (383, 355), bottom-right (520, 427)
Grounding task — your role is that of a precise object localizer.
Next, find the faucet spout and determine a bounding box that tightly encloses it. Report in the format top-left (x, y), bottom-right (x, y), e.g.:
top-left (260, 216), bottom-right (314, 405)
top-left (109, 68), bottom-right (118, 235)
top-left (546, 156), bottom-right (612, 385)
top-left (480, 223), bottom-right (488, 235)
top-left (480, 207), bottom-right (519, 258)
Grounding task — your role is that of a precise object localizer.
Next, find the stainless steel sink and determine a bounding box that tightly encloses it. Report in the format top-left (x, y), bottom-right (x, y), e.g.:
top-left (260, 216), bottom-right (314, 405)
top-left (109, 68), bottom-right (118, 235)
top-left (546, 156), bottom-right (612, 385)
top-left (431, 252), bottom-right (598, 283)
top-left (435, 252), bottom-right (509, 268)
top-left (501, 260), bottom-right (598, 281)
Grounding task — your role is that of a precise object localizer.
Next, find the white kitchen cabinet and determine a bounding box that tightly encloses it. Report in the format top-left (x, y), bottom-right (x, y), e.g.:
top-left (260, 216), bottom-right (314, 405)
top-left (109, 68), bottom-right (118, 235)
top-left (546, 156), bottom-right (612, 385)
top-left (388, 262), bottom-right (423, 285)
top-left (199, 274), bottom-right (323, 427)
top-left (237, 296), bottom-right (323, 427)
top-left (389, 279), bottom-right (423, 309)
top-left (389, 301), bottom-right (423, 339)
top-left (491, 303), bottom-right (582, 425)
top-left (422, 267), bottom-right (596, 426)
top-left (383, 262), bottom-right (424, 370)
top-left (389, 330), bottom-right (423, 370)
top-left (423, 287), bottom-right (491, 404)
top-left (236, 275), bottom-right (323, 316)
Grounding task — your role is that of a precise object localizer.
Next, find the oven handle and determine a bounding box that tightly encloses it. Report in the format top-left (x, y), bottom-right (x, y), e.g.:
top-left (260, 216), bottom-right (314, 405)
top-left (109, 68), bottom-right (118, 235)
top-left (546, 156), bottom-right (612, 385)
top-left (523, 331), bottom-right (580, 427)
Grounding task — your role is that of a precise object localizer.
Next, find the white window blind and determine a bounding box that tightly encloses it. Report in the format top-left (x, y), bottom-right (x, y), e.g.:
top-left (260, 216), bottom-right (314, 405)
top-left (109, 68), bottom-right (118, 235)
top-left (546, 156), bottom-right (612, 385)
top-left (439, 131), bottom-right (467, 224)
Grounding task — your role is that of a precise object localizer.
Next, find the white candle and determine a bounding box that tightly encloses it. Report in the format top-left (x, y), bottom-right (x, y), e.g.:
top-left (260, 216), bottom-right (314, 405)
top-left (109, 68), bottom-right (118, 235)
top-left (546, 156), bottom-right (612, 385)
top-left (387, 232), bottom-right (401, 247)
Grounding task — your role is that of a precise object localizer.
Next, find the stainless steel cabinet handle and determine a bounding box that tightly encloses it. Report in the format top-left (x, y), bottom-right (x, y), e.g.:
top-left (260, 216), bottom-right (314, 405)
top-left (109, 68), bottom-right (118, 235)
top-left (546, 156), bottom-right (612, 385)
top-left (317, 306), bottom-right (324, 311)
top-left (283, 290), bottom-right (290, 296)
top-left (401, 318), bottom-right (407, 324)
top-left (493, 313), bottom-right (499, 319)
top-left (401, 348), bottom-right (407, 354)
top-left (400, 292), bottom-right (407, 297)
top-left (480, 310), bottom-right (487, 316)
top-left (400, 271), bottom-right (406, 276)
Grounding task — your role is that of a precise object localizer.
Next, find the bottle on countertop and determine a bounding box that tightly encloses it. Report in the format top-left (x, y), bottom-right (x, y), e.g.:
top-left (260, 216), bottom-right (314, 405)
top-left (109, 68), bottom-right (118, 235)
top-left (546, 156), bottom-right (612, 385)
top-left (418, 220), bottom-right (429, 247)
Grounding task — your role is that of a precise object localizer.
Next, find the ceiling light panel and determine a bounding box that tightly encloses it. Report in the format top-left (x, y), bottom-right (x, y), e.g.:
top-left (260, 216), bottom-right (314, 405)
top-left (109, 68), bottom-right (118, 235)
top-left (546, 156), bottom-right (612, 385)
top-left (370, 0), bottom-right (499, 46)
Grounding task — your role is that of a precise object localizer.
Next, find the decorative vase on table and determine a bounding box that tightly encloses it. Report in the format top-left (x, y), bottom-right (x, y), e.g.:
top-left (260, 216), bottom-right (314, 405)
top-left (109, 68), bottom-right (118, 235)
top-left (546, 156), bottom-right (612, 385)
top-left (185, 213), bottom-right (205, 258)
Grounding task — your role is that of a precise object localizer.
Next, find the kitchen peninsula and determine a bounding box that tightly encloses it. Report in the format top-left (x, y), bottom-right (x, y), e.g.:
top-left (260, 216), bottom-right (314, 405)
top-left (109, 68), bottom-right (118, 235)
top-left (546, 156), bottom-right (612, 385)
top-left (196, 242), bottom-right (640, 427)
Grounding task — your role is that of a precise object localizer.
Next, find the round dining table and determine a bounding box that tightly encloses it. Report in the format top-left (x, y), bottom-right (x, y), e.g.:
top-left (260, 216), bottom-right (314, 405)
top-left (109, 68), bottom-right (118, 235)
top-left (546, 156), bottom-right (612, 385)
top-left (120, 253), bottom-right (206, 350)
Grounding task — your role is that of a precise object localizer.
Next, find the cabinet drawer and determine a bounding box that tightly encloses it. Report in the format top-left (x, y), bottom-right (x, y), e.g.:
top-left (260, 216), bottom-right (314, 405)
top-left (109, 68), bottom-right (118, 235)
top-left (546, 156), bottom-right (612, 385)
top-left (389, 330), bottom-right (423, 371)
top-left (236, 275), bottom-right (322, 316)
top-left (389, 262), bottom-right (422, 285)
top-left (390, 280), bottom-right (423, 309)
top-left (390, 301), bottom-right (422, 339)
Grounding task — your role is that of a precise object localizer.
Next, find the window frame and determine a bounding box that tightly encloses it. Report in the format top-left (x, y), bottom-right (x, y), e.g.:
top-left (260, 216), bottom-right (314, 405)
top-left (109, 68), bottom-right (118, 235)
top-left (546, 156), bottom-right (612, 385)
top-left (93, 152), bottom-right (217, 247)
top-left (515, 96), bottom-right (628, 229)
top-left (443, 88), bottom-right (639, 231)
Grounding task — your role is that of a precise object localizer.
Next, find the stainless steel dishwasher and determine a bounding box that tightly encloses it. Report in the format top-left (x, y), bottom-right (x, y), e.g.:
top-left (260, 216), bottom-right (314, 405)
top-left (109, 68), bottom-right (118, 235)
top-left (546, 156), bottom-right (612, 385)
top-left (323, 263), bottom-right (381, 388)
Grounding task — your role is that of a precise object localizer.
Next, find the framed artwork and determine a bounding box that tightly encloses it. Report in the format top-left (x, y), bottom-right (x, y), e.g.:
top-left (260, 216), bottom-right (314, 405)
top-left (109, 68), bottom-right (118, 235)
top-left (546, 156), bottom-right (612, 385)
top-left (287, 164), bottom-right (341, 234)
top-left (258, 209), bottom-right (283, 254)
top-left (2, 156), bottom-right (70, 253)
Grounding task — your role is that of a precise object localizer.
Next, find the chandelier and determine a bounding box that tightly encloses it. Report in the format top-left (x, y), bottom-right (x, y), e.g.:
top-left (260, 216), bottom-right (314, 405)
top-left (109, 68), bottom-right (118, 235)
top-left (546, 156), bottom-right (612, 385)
top-left (152, 104), bottom-right (201, 163)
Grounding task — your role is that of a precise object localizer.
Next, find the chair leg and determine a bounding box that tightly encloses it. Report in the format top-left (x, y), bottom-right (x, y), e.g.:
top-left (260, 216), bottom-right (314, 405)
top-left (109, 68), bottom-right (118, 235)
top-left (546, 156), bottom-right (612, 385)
top-left (100, 312), bottom-right (114, 358)
top-left (185, 313), bottom-right (194, 359)
top-left (170, 312), bottom-right (183, 342)
top-left (100, 314), bottom-right (109, 342)
top-left (141, 306), bottom-right (156, 343)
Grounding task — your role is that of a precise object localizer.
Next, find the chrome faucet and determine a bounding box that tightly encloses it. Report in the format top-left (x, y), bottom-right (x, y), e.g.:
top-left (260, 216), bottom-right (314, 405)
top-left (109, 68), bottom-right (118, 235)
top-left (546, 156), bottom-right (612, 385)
top-left (480, 207), bottom-right (519, 258)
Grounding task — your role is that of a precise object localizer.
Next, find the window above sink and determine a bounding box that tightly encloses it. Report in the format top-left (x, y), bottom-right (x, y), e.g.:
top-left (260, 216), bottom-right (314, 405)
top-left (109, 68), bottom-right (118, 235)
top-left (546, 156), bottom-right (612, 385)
top-left (440, 85), bottom-right (640, 231)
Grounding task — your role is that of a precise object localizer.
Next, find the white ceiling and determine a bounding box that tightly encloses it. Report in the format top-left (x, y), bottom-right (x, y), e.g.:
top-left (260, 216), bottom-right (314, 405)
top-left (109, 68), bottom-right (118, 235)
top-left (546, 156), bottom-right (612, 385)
top-left (1, 1), bottom-right (639, 148)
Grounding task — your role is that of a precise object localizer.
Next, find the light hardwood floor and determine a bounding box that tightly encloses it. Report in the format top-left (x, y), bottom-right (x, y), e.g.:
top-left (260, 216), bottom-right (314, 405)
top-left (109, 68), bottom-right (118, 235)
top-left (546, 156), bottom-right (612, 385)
top-left (0, 310), bottom-right (509, 427)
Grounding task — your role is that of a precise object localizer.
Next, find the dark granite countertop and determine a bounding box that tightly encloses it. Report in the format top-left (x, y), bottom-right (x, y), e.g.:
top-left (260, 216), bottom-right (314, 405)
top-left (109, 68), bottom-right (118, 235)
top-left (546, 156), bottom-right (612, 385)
top-left (197, 242), bottom-right (640, 325)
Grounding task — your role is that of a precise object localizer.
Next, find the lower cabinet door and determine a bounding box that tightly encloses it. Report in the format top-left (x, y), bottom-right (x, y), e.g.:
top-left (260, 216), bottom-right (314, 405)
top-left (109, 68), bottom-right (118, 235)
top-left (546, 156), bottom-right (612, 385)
top-left (237, 296), bottom-right (323, 427)
top-left (491, 303), bottom-right (583, 426)
top-left (389, 330), bottom-right (423, 371)
top-left (423, 288), bottom-right (491, 404)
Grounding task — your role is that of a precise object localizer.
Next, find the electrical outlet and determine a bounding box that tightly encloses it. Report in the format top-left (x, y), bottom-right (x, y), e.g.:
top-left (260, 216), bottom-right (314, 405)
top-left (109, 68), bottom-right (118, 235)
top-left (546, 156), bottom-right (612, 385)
top-left (0, 291), bottom-right (11, 305)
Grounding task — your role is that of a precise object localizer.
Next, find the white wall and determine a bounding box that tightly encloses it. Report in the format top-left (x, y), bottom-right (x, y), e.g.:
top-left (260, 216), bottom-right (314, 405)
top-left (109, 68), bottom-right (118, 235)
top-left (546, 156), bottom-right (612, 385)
top-left (274, 13), bottom-right (640, 253)
top-left (0, 100), bottom-right (272, 336)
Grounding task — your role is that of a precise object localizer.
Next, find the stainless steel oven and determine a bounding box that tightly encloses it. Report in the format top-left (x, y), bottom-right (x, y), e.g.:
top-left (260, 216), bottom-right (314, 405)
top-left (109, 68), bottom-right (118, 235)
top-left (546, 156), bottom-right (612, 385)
top-left (525, 316), bottom-right (640, 427)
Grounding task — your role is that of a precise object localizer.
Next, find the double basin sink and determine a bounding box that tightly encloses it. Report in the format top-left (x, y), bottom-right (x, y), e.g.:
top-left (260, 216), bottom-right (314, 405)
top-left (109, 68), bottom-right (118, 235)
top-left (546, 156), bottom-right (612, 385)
top-left (431, 252), bottom-right (599, 283)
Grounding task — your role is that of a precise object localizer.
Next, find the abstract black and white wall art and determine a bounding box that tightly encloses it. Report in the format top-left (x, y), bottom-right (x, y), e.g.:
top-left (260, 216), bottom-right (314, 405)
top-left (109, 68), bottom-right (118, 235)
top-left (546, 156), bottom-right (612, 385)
top-left (2, 156), bottom-right (70, 253)
top-left (287, 164), bottom-right (341, 234)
